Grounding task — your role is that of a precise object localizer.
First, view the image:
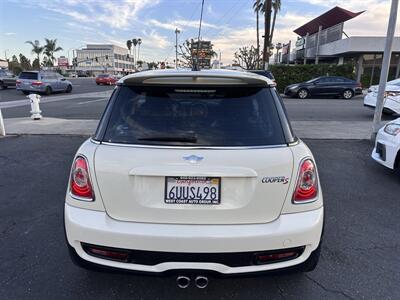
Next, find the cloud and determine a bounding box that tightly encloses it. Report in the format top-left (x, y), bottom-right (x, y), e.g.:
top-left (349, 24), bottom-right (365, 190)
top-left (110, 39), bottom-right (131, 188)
top-left (148, 18), bottom-right (219, 32)
top-left (4, 32), bottom-right (16, 36)
top-left (35, 0), bottom-right (159, 29)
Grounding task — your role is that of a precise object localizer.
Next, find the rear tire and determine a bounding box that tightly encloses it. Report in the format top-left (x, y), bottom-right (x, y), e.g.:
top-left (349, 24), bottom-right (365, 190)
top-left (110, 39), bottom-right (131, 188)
top-left (342, 89), bottom-right (354, 100)
top-left (22, 91), bottom-right (30, 95)
top-left (96, 82), bottom-right (100, 85)
top-left (45, 86), bottom-right (52, 95)
top-left (297, 88), bottom-right (309, 99)
top-left (65, 85), bottom-right (72, 93)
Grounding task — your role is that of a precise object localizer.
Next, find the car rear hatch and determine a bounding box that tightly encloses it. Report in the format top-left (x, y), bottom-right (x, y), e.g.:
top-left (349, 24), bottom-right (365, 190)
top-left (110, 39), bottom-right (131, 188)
top-left (94, 80), bottom-right (295, 225)
top-left (18, 72), bottom-right (39, 89)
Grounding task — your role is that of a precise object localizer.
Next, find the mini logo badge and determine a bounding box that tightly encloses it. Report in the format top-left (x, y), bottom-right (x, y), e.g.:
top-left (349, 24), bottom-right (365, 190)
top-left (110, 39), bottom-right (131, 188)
top-left (183, 155), bottom-right (204, 164)
top-left (262, 176), bottom-right (289, 184)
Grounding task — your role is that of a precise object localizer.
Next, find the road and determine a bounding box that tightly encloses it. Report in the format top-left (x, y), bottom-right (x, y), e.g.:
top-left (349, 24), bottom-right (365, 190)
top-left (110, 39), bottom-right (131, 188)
top-left (1, 135), bottom-right (399, 299)
top-left (0, 78), bottom-right (114, 103)
top-left (0, 79), bottom-right (397, 122)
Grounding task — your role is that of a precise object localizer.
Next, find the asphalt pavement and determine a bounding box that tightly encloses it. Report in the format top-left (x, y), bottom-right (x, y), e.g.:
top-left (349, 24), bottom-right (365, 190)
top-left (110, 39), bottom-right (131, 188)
top-left (1, 135), bottom-right (399, 299)
top-left (0, 77), bottom-right (114, 103)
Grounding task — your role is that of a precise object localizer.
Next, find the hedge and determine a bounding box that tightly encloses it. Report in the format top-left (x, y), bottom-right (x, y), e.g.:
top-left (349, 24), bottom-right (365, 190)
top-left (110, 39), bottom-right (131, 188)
top-left (270, 64), bottom-right (355, 93)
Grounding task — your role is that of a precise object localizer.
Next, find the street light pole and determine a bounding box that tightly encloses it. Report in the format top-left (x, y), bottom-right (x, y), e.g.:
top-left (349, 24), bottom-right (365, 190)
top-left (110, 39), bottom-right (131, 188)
top-left (372, 0), bottom-right (399, 139)
top-left (175, 28), bottom-right (180, 69)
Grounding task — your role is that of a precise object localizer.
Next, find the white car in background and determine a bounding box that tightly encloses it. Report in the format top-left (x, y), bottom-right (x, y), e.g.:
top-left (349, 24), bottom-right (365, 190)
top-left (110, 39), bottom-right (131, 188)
top-left (364, 78), bottom-right (400, 115)
top-left (64, 70), bottom-right (324, 285)
top-left (372, 118), bottom-right (400, 172)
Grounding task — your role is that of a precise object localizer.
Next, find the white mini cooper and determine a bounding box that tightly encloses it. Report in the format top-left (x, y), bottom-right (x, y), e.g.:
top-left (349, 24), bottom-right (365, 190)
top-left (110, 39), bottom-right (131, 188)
top-left (65, 70), bottom-right (324, 284)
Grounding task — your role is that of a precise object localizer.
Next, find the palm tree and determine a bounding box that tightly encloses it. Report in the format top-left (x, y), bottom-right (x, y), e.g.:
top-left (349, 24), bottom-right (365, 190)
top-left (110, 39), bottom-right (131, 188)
top-left (262, 0), bottom-right (272, 69)
top-left (126, 40), bottom-right (132, 55)
top-left (269, 0), bottom-right (281, 45)
top-left (253, 1), bottom-right (264, 69)
top-left (132, 38), bottom-right (138, 68)
top-left (43, 38), bottom-right (63, 67)
top-left (25, 40), bottom-right (44, 66)
top-left (137, 38), bottom-right (142, 64)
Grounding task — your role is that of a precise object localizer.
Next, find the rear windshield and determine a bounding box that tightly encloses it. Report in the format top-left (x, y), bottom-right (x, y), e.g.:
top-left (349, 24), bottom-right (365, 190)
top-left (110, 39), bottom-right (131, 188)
top-left (19, 72), bottom-right (38, 80)
top-left (97, 74), bottom-right (109, 78)
top-left (102, 86), bottom-right (286, 147)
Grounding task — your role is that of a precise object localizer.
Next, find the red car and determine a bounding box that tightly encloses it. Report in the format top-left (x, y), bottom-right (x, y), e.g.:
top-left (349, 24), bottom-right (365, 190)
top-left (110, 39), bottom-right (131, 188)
top-left (95, 74), bottom-right (117, 85)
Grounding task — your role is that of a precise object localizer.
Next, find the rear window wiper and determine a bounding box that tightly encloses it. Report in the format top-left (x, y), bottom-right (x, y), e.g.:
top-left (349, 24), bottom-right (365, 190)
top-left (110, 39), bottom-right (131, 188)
top-left (137, 135), bottom-right (198, 143)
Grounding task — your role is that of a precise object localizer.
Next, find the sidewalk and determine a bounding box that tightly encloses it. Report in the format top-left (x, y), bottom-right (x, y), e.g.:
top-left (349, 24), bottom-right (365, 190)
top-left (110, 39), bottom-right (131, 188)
top-left (2, 117), bottom-right (380, 139)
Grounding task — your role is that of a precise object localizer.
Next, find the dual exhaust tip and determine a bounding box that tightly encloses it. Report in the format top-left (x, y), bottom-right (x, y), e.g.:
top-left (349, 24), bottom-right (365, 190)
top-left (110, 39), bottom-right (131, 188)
top-left (177, 275), bottom-right (208, 289)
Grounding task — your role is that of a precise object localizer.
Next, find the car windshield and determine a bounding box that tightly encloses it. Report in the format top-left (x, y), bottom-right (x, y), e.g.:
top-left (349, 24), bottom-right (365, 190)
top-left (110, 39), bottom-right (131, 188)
top-left (103, 85), bottom-right (286, 146)
top-left (19, 72), bottom-right (38, 80)
top-left (98, 74), bottom-right (109, 78)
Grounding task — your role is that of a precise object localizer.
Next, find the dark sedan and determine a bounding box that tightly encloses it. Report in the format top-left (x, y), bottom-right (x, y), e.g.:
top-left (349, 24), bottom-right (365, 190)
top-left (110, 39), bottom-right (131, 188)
top-left (284, 76), bottom-right (362, 99)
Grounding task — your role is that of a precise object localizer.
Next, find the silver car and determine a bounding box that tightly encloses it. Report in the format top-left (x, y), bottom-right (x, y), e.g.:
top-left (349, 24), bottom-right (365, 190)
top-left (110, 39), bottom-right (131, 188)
top-left (16, 71), bottom-right (72, 95)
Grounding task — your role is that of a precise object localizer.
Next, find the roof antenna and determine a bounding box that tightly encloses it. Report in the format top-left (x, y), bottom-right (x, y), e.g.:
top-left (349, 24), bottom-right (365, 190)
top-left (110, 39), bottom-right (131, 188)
top-left (192, 0), bottom-right (205, 71)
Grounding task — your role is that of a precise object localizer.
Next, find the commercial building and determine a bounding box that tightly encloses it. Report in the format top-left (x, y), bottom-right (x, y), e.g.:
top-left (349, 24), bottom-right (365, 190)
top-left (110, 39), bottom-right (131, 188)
top-left (75, 44), bottom-right (134, 75)
top-left (293, 6), bottom-right (400, 83)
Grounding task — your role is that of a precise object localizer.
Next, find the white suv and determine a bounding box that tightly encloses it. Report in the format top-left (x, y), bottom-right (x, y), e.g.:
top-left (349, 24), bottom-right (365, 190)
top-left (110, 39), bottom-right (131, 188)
top-left (64, 70), bottom-right (324, 281)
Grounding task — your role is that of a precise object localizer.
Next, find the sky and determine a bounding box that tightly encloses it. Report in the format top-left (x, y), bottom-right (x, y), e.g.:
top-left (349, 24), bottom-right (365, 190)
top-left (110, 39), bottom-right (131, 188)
top-left (0, 0), bottom-right (399, 64)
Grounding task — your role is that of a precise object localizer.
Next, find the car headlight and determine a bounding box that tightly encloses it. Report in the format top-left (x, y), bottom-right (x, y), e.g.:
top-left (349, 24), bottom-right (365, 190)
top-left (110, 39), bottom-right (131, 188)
top-left (384, 123), bottom-right (400, 136)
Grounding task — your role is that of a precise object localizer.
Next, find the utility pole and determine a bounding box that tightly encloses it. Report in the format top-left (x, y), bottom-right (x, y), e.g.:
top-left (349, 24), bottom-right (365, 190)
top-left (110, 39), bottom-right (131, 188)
top-left (175, 28), bottom-right (180, 68)
top-left (372, 0), bottom-right (399, 139)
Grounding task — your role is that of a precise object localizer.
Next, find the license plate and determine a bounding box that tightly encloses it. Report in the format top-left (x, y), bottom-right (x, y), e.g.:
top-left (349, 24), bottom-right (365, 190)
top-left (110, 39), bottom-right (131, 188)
top-left (164, 176), bottom-right (221, 205)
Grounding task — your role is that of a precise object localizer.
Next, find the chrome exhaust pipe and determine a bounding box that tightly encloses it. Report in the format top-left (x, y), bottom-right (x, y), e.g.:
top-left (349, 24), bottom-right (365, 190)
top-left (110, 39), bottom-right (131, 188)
top-left (176, 276), bottom-right (190, 289)
top-left (195, 276), bottom-right (208, 289)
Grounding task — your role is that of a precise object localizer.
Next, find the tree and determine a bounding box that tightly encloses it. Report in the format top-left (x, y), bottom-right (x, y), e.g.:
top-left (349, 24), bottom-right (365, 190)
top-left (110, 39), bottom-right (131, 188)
top-left (270, 0), bottom-right (281, 45)
top-left (132, 38), bottom-right (138, 67)
top-left (8, 55), bottom-right (22, 75)
top-left (126, 40), bottom-right (132, 55)
top-left (32, 58), bottom-right (40, 70)
top-left (262, 0), bottom-right (272, 69)
top-left (253, 0), bottom-right (263, 69)
top-left (19, 54), bottom-right (32, 70)
top-left (25, 40), bottom-right (44, 67)
top-left (177, 39), bottom-right (217, 68)
top-left (44, 38), bottom-right (63, 67)
top-left (233, 46), bottom-right (262, 70)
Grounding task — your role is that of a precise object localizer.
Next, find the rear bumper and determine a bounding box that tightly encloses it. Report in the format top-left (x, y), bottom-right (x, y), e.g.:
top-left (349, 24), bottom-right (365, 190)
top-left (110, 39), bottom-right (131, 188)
top-left (65, 203), bottom-right (323, 274)
top-left (16, 85), bottom-right (46, 92)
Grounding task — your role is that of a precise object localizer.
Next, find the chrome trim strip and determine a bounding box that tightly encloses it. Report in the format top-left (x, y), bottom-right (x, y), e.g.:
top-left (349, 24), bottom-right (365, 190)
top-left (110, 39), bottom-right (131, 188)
top-left (100, 141), bottom-right (288, 150)
top-left (90, 138), bottom-right (101, 145)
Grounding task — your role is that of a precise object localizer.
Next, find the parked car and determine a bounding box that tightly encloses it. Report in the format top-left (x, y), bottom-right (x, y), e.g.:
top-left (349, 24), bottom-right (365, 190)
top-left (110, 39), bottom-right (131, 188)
top-left (65, 70), bottom-right (324, 279)
top-left (364, 78), bottom-right (400, 115)
top-left (0, 69), bottom-right (17, 89)
top-left (372, 117), bottom-right (400, 173)
top-left (284, 76), bottom-right (362, 99)
top-left (247, 70), bottom-right (276, 83)
top-left (16, 71), bottom-right (72, 95)
top-left (95, 74), bottom-right (118, 85)
top-left (70, 73), bottom-right (78, 78)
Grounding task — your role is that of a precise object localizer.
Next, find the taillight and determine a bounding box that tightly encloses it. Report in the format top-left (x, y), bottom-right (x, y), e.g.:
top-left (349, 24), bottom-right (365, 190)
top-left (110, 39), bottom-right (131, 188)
top-left (292, 159), bottom-right (318, 203)
top-left (70, 156), bottom-right (94, 200)
top-left (31, 81), bottom-right (43, 86)
top-left (356, 82), bottom-right (362, 88)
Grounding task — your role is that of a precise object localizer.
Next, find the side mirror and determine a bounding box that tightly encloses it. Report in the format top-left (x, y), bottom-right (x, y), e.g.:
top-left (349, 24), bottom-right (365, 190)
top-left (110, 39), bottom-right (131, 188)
top-left (60, 78), bottom-right (66, 81)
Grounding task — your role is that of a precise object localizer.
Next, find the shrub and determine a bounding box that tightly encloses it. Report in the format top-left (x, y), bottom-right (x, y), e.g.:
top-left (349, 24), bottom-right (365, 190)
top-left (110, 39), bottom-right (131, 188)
top-left (270, 64), bottom-right (355, 92)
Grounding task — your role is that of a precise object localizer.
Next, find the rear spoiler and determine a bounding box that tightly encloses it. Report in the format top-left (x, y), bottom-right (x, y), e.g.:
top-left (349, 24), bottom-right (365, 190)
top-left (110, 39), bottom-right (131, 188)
top-left (119, 72), bottom-right (274, 87)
